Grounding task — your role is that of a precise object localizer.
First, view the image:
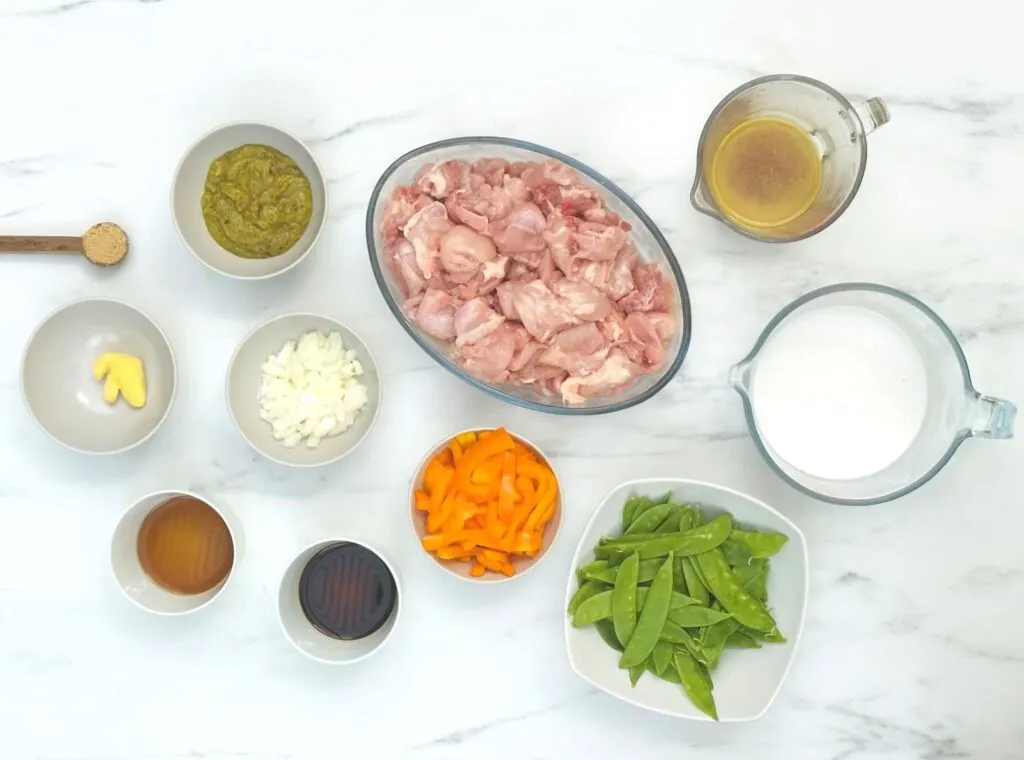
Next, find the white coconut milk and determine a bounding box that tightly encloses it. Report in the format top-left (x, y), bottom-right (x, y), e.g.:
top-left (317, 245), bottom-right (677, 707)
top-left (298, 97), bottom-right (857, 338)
top-left (749, 304), bottom-right (928, 481)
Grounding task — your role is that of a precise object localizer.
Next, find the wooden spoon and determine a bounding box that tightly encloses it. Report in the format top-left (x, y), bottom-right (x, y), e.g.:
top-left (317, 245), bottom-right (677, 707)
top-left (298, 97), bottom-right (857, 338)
top-left (0, 222), bottom-right (128, 266)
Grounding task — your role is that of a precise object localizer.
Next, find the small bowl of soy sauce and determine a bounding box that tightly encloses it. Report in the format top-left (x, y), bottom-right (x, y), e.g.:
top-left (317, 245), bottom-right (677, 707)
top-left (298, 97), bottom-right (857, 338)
top-left (277, 538), bottom-right (401, 664)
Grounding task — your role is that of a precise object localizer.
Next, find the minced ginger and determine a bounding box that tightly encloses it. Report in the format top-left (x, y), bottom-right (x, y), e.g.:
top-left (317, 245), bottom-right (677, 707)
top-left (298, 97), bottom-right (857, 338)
top-left (93, 352), bottom-right (146, 408)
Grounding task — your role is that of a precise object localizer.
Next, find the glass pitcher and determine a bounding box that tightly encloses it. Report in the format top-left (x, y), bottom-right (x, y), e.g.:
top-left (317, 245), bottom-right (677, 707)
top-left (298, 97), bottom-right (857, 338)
top-left (729, 284), bottom-right (1016, 505)
top-left (691, 74), bottom-right (890, 242)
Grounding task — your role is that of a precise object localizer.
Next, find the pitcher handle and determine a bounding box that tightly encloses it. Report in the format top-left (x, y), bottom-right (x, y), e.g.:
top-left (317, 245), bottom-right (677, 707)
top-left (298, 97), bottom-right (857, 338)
top-left (968, 394), bottom-right (1017, 439)
top-left (853, 97), bottom-right (890, 136)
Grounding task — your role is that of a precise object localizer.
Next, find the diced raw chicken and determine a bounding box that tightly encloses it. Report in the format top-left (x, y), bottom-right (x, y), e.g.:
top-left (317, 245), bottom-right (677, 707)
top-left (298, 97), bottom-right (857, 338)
top-left (617, 263), bottom-right (672, 314)
top-left (502, 280), bottom-right (577, 342)
top-left (503, 176), bottom-right (531, 203)
top-left (453, 298), bottom-right (505, 346)
top-left (414, 160), bottom-right (466, 199)
top-left (551, 279), bottom-right (613, 321)
top-left (559, 184), bottom-right (602, 215)
top-left (403, 202), bottom-right (452, 280)
top-left (521, 160), bottom-right (579, 188)
top-left (647, 312), bottom-right (675, 341)
top-left (414, 289), bottom-right (457, 341)
top-left (472, 158), bottom-right (511, 187)
top-left (382, 187), bottom-right (431, 244)
top-left (538, 323), bottom-right (609, 375)
top-left (391, 239), bottom-right (425, 298)
top-left (510, 338), bottom-right (545, 373)
top-left (598, 311), bottom-right (629, 345)
top-left (445, 183), bottom-right (514, 233)
top-left (490, 203), bottom-right (548, 254)
top-left (625, 312), bottom-right (666, 366)
top-left (607, 245), bottom-right (638, 300)
top-left (560, 350), bottom-right (643, 404)
top-left (543, 212), bottom-right (576, 277)
top-left (582, 206), bottom-right (622, 226)
top-left (579, 260), bottom-right (612, 292)
top-left (459, 322), bottom-right (517, 382)
top-left (573, 221), bottom-right (627, 262)
top-left (439, 225), bottom-right (498, 274)
top-left (451, 256), bottom-right (509, 300)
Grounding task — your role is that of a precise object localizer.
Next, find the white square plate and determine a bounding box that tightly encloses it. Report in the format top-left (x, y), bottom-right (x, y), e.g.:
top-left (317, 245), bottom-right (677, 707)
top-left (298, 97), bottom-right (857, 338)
top-left (564, 478), bottom-right (809, 722)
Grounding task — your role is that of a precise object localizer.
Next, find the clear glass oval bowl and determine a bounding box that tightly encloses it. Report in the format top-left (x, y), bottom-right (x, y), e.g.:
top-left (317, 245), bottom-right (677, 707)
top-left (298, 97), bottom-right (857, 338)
top-left (366, 136), bottom-right (692, 415)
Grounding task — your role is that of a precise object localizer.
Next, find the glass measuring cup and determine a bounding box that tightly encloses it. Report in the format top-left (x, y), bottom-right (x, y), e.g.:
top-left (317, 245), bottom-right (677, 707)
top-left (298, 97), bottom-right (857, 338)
top-left (729, 284), bottom-right (1016, 505)
top-left (691, 75), bottom-right (890, 242)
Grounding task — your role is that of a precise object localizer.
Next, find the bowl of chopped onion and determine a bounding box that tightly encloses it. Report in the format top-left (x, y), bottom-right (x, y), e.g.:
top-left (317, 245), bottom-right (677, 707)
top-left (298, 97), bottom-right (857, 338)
top-left (226, 313), bottom-right (381, 467)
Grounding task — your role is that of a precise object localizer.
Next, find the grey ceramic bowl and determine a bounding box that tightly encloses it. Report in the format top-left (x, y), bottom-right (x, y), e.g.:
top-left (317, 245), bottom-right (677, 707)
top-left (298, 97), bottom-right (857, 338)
top-left (226, 313), bottom-right (381, 467)
top-left (171, 121), bottom-right (328, 279)
top-left (21, 298), bottom-right (177, 454)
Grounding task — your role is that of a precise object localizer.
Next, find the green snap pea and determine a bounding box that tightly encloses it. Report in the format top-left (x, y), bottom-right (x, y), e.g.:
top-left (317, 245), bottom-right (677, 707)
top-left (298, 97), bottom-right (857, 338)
top-left (721, 538), bottom-right (754, 568)
top-left (595, 619), bottom-right (624, 652)
top-left (744, 624), bottom-right (787, 644)
top-left (573, 587), bottom-right (703, 626)
top-left (729, 528), bottom-right (789, 559)
top-left (673, 557), bottom-right (689, 595)
top-left (677, 509), bottom-right (695, 533)
top-left (667, 605), bottom-right (733, 628)
top-left (584, 557), bottom-right (662, 585)
top-left (674, 650), bottom-right (718, 721)
top-left (568, 580), bottom-right (608, 616)
top-left (700, 617), bottom-right (741, 670)
top-left (659, 620), bottom-right (696, 647)
top-left (598, 515), bottom-right (733, 559)
top-left (738, 560), bottom-right (769, 603)
top-left (726, 631), bottom-right (762, 649)
top-left (696, 547), bottom-right (776, 632)
top-left (651, 656), bottom-right (683, 683)
top-left (624, 503), bottom-right (677, 535)
top-left (629, 661), bottom-right (646, 687)
top-left (652, 641), bottom-right (674, 675)
top-left (620, 553), bottom-right (674, 668)
top-left (682, 557), bottom-right (710, 606)
top-left (612, 552), bottom-right (640, 647)
top-left (578, 559), bottom-right (610, 578)
top-left (621, 494), bottom-right (650, 528)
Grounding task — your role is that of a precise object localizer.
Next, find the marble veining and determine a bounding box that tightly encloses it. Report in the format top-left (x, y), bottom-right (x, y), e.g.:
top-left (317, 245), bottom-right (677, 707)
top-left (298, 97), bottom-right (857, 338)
top-left (1, 0), bottom-right (1023, 758)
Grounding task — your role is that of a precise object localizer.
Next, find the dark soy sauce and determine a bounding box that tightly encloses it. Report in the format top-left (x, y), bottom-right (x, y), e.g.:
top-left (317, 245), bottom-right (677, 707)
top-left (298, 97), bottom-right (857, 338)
top-left (298, 542), bottom-right (396, 640)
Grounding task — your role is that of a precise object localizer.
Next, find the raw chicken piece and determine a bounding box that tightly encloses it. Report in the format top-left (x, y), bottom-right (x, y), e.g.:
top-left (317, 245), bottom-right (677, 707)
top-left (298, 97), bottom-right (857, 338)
top-left (490, 203), bottom-right (548, 254)
top-left (439, 225), bottom-right (498, 274)
top-left (560, 350), bottom-right (642, 404)
top-left (551, 279), bottom-right (613, 321)
top-left (391, 239), bottom-right (425, 298)
top-left (445, 184), bottom-right (514, 233)
top-left (558, 184), bottom-right (602, 215)
top-left (598, 311), bottom-right (629, 345)
top-left (505, 261), bottom-right (539, 283)
top-left (625, 312), bottom-right (666, 366)
top-left (503, 176), bottom-right (531, 203)
top-left (459, 322), bottom-right (517, 382)
top-left (543, 212), bottom-right (576, 277)
top-left (521, 160), bottom-right (579, 188)
top-left (579, 260), bottom-right (612, 292)
top-left (502, 280), bottom-right (577, 342)
top-left (538, 323), bottom-right (609, 375)
top-left (607, 245), bottom-right (638, 300)
top-left (617, 263), bottom-right (672, 314)
top-left (382, 188), bottom-right (431, 244)
top-left (414, 160), bottom-right (466, 199)
top-left (582, 206), bottom-right (622, 226)
top-left (451, 256), bottom-right (509, 300)
top-left (537, 250), bottom-right (556, 284)
top-left (472, 158), bottom-right (511, 187)
top-left (573, 221), bottom-right (627, 262)
top-left (647, 312), bottom-right (675, 340)
top-left (453, 298), bottom-right (505, 346)
top-left (510, 337), bottom-right (545, 373)
top-left (403, 202), bottom-right (453, 280)
top-left (536, 374), bottom-right (569, 396)
top-left (414, 289), bottom-right (457, 341)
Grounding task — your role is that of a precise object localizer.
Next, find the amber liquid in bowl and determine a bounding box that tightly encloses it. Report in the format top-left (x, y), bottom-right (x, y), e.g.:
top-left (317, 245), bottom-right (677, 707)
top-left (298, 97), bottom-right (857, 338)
top-left (137, 496), bottom-right (234, 595)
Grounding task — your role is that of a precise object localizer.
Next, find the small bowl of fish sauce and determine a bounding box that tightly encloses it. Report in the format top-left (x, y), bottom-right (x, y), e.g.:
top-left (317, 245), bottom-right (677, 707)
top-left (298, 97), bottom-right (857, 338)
top-left (171, 121), bottom-right (328, 280)
top-left (278, 538), bottom-right (401, 664)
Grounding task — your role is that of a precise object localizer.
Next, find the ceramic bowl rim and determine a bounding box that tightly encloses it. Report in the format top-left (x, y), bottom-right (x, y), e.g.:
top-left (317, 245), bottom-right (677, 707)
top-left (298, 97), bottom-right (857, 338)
top-left (408, 427), bottom-right (564, 583)
top-left (19, 296), bottom-right (178, 455)
top-left (169, 119), bottom-right (328, 281)
top-left (276, 536), bottom-right (403, 665)
top-left (224, 311), bottom-right (383, 468)
top-left (563, 476), bottom-right (809, 722)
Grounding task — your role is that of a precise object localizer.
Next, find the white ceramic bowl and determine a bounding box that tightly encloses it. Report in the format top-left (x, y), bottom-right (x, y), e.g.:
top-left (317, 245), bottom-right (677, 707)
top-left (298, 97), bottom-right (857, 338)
top-left (277, 538), bottom-right (401, 664)
top-left (226, 313), bottom-right (382, 467)
top-left (409, 428), bottom-right (563, 583)
top-left (110, 489), bottom-right (242, 615)
top-left (171, 121), bottom-right (327, 279)
top-left (564, 478), bottom-right (808, 722)
top-left (21, 298), bottom-right (176, 454)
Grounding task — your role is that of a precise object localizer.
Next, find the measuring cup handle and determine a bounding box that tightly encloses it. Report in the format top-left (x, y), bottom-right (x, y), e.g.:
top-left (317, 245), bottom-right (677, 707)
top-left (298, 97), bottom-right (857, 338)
top-left (968, 394), bottom-right (1017, 439)
top-left (853, 97), bottom-right (890, 136)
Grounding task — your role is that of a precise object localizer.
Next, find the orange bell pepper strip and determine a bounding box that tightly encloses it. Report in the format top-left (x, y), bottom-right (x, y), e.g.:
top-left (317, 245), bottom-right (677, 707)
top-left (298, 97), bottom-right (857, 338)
top-left (449, 438), bottom-right (463, 464)
top-left (470, 561), bottom-right (486, 577)
top-left (455, 431), bottom-right (478, 447)
top-left (414, 491), bottom-right (431, 512)
top-left (427, 493), bottom-right (455, 534)
top-left (498, 452), bottom-right (517, 519)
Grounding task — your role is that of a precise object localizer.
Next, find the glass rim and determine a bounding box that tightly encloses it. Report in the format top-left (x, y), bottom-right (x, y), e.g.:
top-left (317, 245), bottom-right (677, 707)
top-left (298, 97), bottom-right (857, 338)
top-left (690, 73), bottom-right (871, 244)
top-left (365, 135), bottom-right (693, 415)
top-left (732, 282), bottom-right (977, 505)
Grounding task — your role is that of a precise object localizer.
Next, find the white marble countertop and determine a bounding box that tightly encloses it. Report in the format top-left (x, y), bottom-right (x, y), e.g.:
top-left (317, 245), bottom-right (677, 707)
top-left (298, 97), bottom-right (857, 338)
top-left (1, 1), bottom-right (1023, 758)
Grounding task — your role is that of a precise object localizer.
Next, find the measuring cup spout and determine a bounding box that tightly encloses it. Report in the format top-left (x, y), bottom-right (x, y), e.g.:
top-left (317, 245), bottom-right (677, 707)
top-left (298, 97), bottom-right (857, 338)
top-left (689, 181), bottom-right (721, 220)
top-left (967, 394), bottom-right (1017, 439)
top-left (728, 359), bottom-right (753, 395)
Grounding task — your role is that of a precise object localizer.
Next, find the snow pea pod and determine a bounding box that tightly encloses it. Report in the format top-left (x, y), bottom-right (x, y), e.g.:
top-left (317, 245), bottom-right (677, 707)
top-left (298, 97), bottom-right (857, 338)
top-left (652, 657), bottom-right (683, 684)
top-left (620, 552), bottom-right (675, 668)
top-left (696, 547), bottom-right (777, 632)
top-left (726, 631), bottom-right (762, 649)
top-left (652, 640), bottom-right (674, 675)
top-left (700, 617), bottom-right (741, 670)
top-left (612, 552), bottom-right (640, 647)
top-left (668, 605), bottom-right (733, 628)
top-left (621, 494), bottom-right (651, 528)
top-left (743, 624), bottom-right (787, 644)
top-left (568, 580), bottom-right (607, 616)
top-left (599, 515), bottom-right (733, 559)
top-left (729, 528), bottom-right (789, 558)
top-left (573, 587), bottom-right (703, 626)
top-left (595, 619), bottom-right (624, 652)
top-left (654, 505), bottom-right (684, 533)
top-left (674, 650), bottom-right (718, 720)
top-left (624, 503), bottom-right (677, 535)
top-left (682, 556), bottom-right (710, 606)
top-left (677, 509), bottom-right (695, 533)
top-left (584, 557), bottom-right (662, 585)
top-left (628, 661), bottom-right (646, 687)
top-left (721, 538), bottom-right (753, 568)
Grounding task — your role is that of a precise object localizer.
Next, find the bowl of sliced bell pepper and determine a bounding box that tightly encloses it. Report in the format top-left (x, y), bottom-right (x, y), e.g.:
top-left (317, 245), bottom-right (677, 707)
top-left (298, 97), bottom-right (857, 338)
top-left (410, 427), bottom-right (562, 582)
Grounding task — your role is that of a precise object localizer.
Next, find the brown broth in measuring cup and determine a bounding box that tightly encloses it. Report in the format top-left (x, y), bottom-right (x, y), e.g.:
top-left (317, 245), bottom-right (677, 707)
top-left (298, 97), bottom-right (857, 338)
top-left (299, 543), bottom-right (397, 640)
